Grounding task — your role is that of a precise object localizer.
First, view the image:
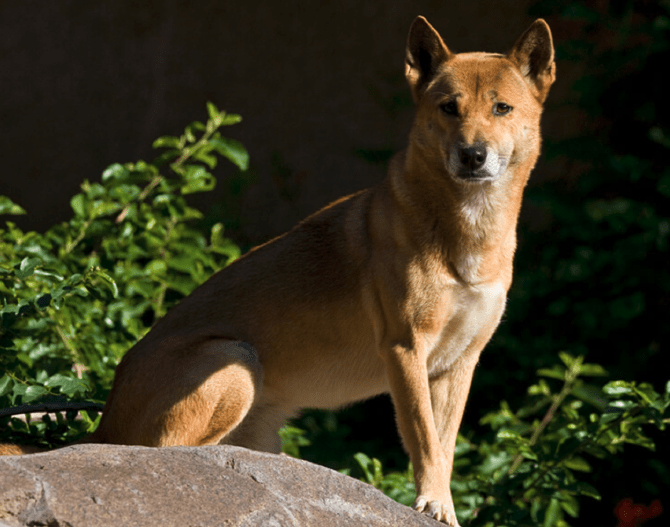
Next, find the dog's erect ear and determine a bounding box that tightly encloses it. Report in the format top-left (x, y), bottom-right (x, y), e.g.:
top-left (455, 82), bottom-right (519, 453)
top-left (405, 16), bottom-right (451, 102)
top-left (508, 19), bottom-right (556, 103)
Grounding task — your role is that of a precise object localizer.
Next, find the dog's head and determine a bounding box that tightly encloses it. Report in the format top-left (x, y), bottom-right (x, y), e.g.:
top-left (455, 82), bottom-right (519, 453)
top-left (405, 17), bottom-right (555, 185)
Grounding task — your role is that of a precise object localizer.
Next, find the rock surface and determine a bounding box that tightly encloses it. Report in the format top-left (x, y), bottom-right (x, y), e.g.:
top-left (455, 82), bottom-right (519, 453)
top-left (0, 444), bottom-right (439, 526)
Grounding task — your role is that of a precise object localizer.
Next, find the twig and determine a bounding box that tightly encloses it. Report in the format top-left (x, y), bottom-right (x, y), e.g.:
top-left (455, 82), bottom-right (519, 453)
top-left (507, 359), bottom-right (583, 476)
top-left (0, 402), bottom-right (103, 418)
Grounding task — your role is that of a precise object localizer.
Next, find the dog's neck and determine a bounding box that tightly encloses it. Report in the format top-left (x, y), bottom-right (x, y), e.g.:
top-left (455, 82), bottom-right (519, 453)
top-left (387, 147), bottom-right (531, 285)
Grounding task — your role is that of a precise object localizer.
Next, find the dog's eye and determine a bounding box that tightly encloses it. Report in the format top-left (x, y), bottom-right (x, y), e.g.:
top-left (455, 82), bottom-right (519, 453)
top-left (441, 101), bottom-right (458, 116)
top-left (493, 103), bottom-right (512, 115)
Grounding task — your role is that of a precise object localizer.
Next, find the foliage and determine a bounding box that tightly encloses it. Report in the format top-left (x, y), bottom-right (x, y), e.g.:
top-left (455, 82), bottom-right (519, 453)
top-left (278, 425), bottom-right (312, 458)
top-left (455, 354), bottom-right (669, 527)
top-left (348, 452), bottom-right (416, 507)
top-left (0, 103), bottom-right (246, 447)
top-left (350, 354), bottom-right (669, 527)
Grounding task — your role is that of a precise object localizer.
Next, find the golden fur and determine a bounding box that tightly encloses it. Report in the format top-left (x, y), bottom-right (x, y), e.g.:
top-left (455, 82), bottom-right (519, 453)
top-left (1, 17), bottom-right (554, 525)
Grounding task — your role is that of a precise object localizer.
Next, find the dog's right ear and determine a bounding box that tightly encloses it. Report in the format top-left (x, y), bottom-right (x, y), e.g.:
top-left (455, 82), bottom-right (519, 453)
top-left (405, 16), bottom-right (451, 102)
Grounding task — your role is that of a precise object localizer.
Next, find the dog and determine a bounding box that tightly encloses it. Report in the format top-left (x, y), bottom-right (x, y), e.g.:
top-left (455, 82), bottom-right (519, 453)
top-left (1, 16), bottom-right (554, 526)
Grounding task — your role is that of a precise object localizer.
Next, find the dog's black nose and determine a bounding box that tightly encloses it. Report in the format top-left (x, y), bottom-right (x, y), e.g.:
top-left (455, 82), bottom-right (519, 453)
top-left (458, 144), bottom-right (487, 170)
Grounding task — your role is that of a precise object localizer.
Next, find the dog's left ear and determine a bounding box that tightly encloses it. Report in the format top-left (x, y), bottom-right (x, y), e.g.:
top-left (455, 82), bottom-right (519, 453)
top-left (405, 16), bottom-right (452, 102)
top-left (508, 19), bottom-right (556, 103)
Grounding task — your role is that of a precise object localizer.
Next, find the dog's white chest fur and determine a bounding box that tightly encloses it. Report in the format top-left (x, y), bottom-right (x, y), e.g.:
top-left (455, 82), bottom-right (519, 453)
top-left (427, 281), bottom-right (507, 375)
top-left (460, 185), bottom-right (494, 227)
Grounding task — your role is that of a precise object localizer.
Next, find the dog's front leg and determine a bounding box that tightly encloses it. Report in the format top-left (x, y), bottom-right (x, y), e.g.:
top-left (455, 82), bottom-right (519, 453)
top-left (430, 348), bottom-right (481, 462)
top-left (383, 343), bottom-right (460, 526)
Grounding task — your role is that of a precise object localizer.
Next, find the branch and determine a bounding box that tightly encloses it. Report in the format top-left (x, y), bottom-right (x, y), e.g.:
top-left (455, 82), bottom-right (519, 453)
top-left (0, 402), bottom-right (103, 418)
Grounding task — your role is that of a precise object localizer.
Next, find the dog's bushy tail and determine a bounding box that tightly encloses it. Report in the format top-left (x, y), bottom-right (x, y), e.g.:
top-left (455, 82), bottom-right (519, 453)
top-left (0, 444), bottom-right (46, 455)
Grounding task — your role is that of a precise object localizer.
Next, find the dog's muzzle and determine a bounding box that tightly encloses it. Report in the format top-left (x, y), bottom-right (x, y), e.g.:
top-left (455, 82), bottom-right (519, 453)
top-left (449, 142), bottom-right (506, 182)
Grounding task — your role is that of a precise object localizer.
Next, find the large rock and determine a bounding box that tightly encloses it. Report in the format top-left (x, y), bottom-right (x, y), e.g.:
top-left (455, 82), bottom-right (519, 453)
top-left (0, 444), bottom-right (439, 526)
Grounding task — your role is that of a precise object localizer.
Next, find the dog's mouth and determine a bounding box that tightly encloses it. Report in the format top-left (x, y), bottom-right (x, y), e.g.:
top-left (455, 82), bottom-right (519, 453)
top-left (447, 144), bottom-right (508, 183)
top-left (453, 169), bottom-right (498, 182)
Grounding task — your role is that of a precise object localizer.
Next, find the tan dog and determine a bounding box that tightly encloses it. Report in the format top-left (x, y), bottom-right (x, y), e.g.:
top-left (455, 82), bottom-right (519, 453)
top-left (1, 16), bottom-right (554, 525)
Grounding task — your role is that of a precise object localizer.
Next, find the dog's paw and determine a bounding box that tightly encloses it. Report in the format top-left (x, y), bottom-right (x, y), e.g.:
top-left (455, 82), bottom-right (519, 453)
top-left (413, 495), bottom-right (460, 526)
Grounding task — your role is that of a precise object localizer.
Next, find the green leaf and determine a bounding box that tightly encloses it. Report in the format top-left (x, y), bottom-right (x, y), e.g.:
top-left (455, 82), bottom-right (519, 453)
top-left (101, 163), bottom-right (130, 181)
top-left (210, 137), bottom-right (249, 171)
top-left (559, 351), bottom-right (578, 369)
top-left (603, 381), bottom-right (634, 396)
top-left (181, 166), bottom-right (216, 194)
top-left (166, 254), bottom-right (197, 274)
top-left (210, 223), bottom-right (226, 247)
top-left (570, 481), bottom-right (601, 500)
top-left (543, 497), bottom-right (561, 527)
top-left (220, 113), bottom-right (242, 125)
top-left (15, 257), bottom-right (42, 280)
top-left (354, 452), bottom-right (383, 485)
top-left (44, 374), bottom-right (88, 398)
top-left (560, 494), bottom-right (580, 518)
top-left (193, 150), bottom-right (218, 169)
top-left (564, 456), bottom-right (591, 472)
top-left (572, 382), bottom-right (608, 410)
top-left (70, 193), bottom-right (87, 217)
top-left (93, 269), bottom-right (119, 298)
top-left (206, 101), bottom-right (220, 120)
top-left (0, 196), bottom-right (26, 215)
top-left (278, 424), bottom-right (310, 457)
top-left (610, 400), bottom-right (636, 410)
top-left (34, 269), bottom-right (64, 280)
top-left (0, 304), bottom-right (19, 316)
top-left (0, 374), bottom-right (13, 397)
top-left (80, 410), bottom-right (102, 433)
top-left (152, 136), bottom-right (181, 149)
top-left (633, 383), bottom-right (660, 405)
top-left (182, 165), bottom-right (208, 182)
top-left (578, 363), bottom-right (608, 376)
top-left (145, 259), bottom-right (167, 275)
top-left (14, 384), bottom-right (48, 404)
top-left (184, 126), bottom-right (197, 143)
top-left (209, 223), bottom-right (240, 260)
top-left (496, 429), bottom-right (523, 441)
top-left (537, 365), bottom-right (566, 381)
top-left (166, 275), bottom-right (197, 296)
top-left (188, 120), bottom-right (206, 132)
top-left (89, 200), bottom-right (120, 218)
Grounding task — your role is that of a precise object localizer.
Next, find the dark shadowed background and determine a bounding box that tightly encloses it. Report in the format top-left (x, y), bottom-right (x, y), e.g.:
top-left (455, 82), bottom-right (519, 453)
top-left (0, 0), bottom-right (578, 243)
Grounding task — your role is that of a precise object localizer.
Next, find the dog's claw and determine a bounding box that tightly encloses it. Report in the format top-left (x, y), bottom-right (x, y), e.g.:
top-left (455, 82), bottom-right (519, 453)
top-left (413, 495), bottom-right (460, 526)
top-left (414, 496), bottom-right (428, 512)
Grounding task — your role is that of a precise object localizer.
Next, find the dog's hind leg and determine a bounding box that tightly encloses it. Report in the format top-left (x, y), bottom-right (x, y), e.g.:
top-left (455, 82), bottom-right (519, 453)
top-left (91, 339), bottom-right (263, 448)
top-left (221, 393), bottom-right (296, 454)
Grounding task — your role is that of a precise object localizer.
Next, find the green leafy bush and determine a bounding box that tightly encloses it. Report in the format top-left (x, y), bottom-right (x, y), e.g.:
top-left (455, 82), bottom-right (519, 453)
top-left (352, 354), bottom-right (669, 527)
top-left (0, 103), bottom-right (245, 447)
top-left (479, 1), bottom-right (670, 522)
top-left (454, 355), bottom-right (669, 526)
